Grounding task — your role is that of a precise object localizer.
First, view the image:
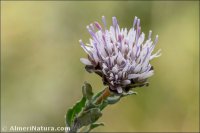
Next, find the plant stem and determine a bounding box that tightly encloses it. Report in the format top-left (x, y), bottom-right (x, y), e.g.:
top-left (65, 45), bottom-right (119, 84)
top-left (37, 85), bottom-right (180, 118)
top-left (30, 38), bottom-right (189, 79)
top-left (95, 87), bottom-right (111, 105)
top-left (68, 87), bottom-right (112, 133)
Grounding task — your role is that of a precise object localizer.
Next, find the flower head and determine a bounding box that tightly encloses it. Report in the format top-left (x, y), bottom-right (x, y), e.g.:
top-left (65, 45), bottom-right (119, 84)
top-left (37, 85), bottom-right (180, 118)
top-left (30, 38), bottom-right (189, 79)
top-left (79, 16), bottom-right (161, 94)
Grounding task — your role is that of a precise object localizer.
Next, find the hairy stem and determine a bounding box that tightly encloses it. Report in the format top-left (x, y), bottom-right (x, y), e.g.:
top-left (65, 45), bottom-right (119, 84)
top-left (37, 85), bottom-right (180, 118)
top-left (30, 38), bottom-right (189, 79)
top-left (68, 87), bottom-right (112, 133)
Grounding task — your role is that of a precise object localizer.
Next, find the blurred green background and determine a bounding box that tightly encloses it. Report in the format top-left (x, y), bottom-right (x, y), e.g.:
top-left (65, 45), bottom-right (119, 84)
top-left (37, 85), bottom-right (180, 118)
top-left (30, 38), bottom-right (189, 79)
top-left (1, 1), bottom-right (199, 132)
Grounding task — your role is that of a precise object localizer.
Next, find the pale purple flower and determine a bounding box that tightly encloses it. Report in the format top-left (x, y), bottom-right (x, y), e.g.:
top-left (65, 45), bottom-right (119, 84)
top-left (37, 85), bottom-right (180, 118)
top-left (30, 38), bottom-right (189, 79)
top-left (79, 16), bottom-right (161, 94)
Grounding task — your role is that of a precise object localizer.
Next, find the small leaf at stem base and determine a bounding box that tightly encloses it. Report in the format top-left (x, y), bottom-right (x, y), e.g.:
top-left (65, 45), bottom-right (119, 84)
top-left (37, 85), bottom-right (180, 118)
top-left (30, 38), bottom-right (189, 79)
top-left (82, 82), bottom-right (94, 101)
top-left (66, 97), bottom-right (86, 127)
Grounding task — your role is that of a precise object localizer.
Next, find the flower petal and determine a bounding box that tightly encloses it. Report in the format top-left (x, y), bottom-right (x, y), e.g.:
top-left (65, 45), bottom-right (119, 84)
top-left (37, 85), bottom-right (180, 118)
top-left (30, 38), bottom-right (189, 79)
top-left (80, 58), bottom-right (92, 66)
top-left (116, 86), bottom-right (123, 93)
top-left (128, 74), bottom-right (140, 79)
top-left (122, 80), bottom-right (131, 85)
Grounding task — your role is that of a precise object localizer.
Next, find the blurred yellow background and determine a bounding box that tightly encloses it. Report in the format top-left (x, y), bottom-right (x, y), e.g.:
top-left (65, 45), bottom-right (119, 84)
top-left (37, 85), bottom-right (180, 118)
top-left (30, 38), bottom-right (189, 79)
top-left (1, 1), bottom-right (199, 132)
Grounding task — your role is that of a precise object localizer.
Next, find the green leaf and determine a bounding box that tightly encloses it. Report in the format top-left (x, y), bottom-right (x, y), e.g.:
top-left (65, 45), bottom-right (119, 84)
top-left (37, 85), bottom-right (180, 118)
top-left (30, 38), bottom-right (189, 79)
top-left (92, 88), bottom-right (106, 103)
top-left (87, 123), bottom-right (104, 132)
top-left (121, 90), bottom-right (137, 97)
top-left (84, 102), bottom-right (98, 111)
top-left (99, 100), bottom-right (108, 111)
top-left (66, 97), bottom-right (86, 127)
top-left (106, 95), bottom-right (121, 104)
top-left (82, 82), bottom-right (93, 101)
top-left (76, 108), bottom-right (102, 128)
